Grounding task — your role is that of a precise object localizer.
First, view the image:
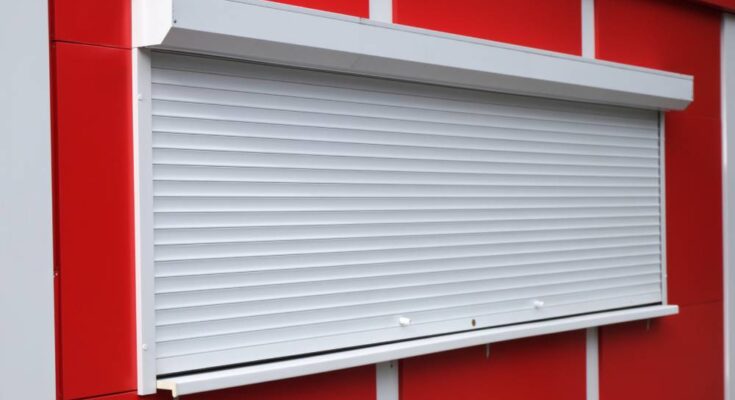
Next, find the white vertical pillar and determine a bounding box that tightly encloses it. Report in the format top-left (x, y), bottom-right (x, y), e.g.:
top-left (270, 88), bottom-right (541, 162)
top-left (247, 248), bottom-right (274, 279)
top-left (582, 2), bottom-right (599, 399)
top-left (0, 0), bottom-right (56, 398)
top-left (581, 0), bottom-right (596, 58)
top-left (586, 328), bottom-right (600, 400)
top-left (369, 0), bottom-right (393, 23)
top-left (722, 13), bottom-right (735, 400)
top-left (376, 361), bottom-right (399, 400)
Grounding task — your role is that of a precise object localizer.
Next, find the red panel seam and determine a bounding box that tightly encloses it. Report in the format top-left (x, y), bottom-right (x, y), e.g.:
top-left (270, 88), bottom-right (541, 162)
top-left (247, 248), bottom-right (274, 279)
top-left (677, 299), bottom-right (723, 308)
top-left (49, 39), bottom-right (131, 51)
top-left (71, 389), bottom-right (138, 400)
top-left (48, 39), bottom-right (64, 400)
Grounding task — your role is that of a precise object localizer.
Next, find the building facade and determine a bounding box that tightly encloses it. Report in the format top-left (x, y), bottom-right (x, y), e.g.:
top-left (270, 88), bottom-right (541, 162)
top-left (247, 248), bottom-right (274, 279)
top-left (4, 0), bottom-right (735, 399)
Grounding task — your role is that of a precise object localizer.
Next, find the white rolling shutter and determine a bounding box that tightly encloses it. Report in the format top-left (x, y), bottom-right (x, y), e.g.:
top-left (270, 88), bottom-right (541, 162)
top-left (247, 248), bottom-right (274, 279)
top-left (148, 51), bottom-right (663, 375)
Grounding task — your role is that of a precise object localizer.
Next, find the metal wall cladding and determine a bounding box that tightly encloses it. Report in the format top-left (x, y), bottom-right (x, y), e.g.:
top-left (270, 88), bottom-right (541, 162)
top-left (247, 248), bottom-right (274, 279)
top-left (149, 51), bottom-right (663, 374)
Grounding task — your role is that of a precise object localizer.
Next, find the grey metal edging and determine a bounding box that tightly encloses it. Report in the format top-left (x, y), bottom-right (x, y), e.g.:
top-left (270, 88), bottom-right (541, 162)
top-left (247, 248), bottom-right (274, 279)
top-left (586, 328), bottom-right (599, 400)
top-left (134, 48), bottom-right (158, 395)
top-left (376, 361), bottom-right (399, 400)
top-left (153, 0), bottom-right (692, 110)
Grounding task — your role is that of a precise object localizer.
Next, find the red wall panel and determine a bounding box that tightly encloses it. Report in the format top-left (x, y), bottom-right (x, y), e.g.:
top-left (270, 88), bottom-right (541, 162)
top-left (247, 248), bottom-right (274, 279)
top-left (393, 0), bottom-right (582, 55)
top-left (54, 42), bottom-right (136, 400)
top-left (596, 0), bottom-right (722, 307)
top-left (178, 367), bottom-right (375, 400)
top-left (267, 0), bottom-right (369, 17)
top-left (51, 0), bottom-right (130, 48)
top-left (87, 392), bottom-right (140, 400)
top-left (400, 331), bottom-right (586, 400)
top-left (599, 302), bottom-right (724, 400)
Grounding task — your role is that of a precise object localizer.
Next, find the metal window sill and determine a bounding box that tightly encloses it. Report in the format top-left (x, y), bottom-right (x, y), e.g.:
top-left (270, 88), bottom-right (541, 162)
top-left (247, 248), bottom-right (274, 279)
top-left (157, 305), bottom-right (677, 397)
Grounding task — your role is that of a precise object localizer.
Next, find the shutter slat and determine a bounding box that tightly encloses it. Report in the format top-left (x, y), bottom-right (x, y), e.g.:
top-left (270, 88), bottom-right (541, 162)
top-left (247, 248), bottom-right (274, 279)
top-left (153, 207), bottom-right (661, 229)
top-left (153, 148), bottom-right (660, 176)
top-left (155, 255), bottom-right (661, 296)
top-left (152, 133), bottom-right (660, 167)
top-left (155, 243), bottom-right (660, 277)
top-left (154, 217), bottom-right (660, 245)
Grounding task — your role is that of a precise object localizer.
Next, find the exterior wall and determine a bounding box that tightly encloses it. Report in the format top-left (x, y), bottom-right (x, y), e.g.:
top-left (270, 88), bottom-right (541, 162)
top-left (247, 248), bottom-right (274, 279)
top-left (47, 1), bottom-right (726, 399)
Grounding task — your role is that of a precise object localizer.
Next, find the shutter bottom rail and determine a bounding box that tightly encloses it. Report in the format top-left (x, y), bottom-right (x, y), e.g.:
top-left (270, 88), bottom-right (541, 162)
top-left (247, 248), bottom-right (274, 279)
top-left (157, 304), bottom-right (677, 397)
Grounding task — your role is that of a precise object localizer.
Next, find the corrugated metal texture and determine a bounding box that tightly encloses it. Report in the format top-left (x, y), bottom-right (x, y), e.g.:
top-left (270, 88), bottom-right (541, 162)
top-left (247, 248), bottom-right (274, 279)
top-left (149, 52), bottom-right (663, 374)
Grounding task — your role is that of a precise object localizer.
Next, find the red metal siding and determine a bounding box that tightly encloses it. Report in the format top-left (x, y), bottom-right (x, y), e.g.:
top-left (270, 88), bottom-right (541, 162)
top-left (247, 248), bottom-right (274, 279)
top-left (393, 0), bottom-right (582, 55)
top-left (53, 42), bottom-right (137, 400)
top-left (400, 331), bottom-right (586, 400)
top-left (179, 366), bottom-right (376, 400)
top-left (266, 0), bottom-right (369, 17)
top-left (599, 302), bottom-right (724, 400)
top-left (51, 0), bottom-right (130, 48)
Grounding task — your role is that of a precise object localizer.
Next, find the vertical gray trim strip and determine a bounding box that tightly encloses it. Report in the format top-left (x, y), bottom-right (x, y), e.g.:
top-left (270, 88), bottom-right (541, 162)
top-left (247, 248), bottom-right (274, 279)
top-left (0, 0), bottom-right (56, 398)
top-left (369, 0), bottom-right (392, 23)
top-left (659, 112), bottom-right (668, 305)
top-left (134, 49), bottom-right (158, 395)
top-left (582, 0), bottom-right (596, 58)
top-left (586, 328), bottom-right (599, 400)
top-left (582, 3), bottom-right (600, 398)
top-left (722, 13), bottom-right (735, 400)
top-left (376, 361), bottom-right (399, 400)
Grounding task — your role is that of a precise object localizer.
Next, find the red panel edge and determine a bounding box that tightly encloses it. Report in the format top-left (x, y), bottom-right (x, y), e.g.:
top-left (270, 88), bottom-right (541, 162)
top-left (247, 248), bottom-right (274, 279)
top-left (691, 0), bottom-right (735, 13)
top-left (49, 39), bottom-right (63, 400)
top-left (53, 42), bottom-right (136, 400)
top-left (50, 0), bottom-right (131, 48)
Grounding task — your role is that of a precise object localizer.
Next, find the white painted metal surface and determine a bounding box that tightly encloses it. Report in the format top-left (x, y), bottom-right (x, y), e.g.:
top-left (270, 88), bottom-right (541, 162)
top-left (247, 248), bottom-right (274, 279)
top-left (369, 0), bottom-right (392, 23)
top-left (582, 0), bottom-right (596, 59)
top-left (0, 0), bottom-right (56, 398)
top-left (139, 0), bottom-right (692, 110)
top-left (134, 49), bottom-right (159, 395)
top-left (376, 361), bottom-right (399, 400)
top-left (722, 14), bottom-right (735, 400)
top-left (586, 328), bottom-right (599, 400)
top-left (157, 305), bottom-right (677, 397)
top-left (144, 51), bottom-right (667, 376)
